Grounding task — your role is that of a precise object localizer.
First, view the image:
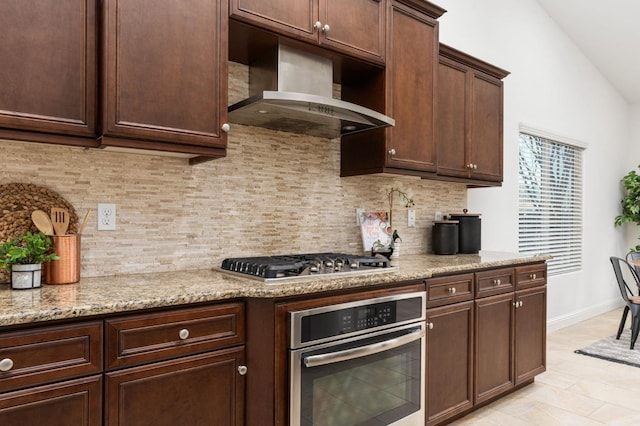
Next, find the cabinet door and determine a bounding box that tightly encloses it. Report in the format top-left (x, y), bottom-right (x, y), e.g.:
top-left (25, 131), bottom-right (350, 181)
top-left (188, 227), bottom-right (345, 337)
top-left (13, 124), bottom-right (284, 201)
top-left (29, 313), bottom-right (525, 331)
top-left (321, 0), bottom-right (385, 63)
top-left (385, 1), bottom-right (438, 172)
top-left (230, 0), bottom-right (317, 42)
top-left (105, 347), bottom-right (245, 426)
top-left (103, 0), bottom-right (228, 148)
top-left (436, 57), bottom-right (469, 179)
top-left (515, 286), bottom-right (546, 384)
top-left (475, 292), bottom-right (514, 404)
top-left (426, 301), bottom-right (474, 426)
top-left (0, 0), bottom-right (97, 138)
top-left (0, 375), bottom-right (102, 426)
top-left (469, 72), bottom-right (503, 182)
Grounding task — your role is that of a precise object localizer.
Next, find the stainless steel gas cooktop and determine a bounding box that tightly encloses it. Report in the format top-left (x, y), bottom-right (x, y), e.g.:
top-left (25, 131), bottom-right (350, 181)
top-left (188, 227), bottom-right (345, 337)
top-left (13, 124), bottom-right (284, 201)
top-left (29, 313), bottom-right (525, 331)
top-left (219, 252), bottom-right (395, 283)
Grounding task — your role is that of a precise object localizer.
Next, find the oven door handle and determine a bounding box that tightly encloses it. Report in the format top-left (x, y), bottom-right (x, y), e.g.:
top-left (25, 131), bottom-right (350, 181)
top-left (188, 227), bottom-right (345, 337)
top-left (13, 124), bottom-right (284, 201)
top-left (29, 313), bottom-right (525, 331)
top-left (303, 328), bottom-right (425, 368)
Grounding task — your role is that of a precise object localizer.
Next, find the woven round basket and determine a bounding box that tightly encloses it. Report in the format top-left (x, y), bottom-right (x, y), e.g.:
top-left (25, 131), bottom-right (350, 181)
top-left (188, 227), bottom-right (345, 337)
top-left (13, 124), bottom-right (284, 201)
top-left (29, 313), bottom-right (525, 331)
top-left (0, 183), bottom-right (78, 283)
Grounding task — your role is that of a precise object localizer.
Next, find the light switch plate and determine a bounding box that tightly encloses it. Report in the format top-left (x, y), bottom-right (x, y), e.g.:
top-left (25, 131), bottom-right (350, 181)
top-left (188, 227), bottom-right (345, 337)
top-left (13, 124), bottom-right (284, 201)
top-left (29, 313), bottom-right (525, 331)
top-left (408, 209), bottom-right (416, 227)
top-left (356, 208), bottom-right (365, 225)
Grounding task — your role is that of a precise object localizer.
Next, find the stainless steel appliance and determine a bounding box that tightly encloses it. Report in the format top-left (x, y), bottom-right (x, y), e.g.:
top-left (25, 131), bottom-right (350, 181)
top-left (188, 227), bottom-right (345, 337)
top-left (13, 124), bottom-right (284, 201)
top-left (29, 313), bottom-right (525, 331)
top-left (289, 292), bottom-right (426, 425)
top-left (220, 252), bottom-right (395, 283)
top-left (228, 43), bottom-right (395, 139)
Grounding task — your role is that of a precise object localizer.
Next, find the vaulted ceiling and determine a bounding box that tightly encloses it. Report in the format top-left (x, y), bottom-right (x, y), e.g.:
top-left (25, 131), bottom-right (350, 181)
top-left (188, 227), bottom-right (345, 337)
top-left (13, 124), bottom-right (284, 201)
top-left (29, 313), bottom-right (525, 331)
top-left (536, 0), bottom-right (640, 104)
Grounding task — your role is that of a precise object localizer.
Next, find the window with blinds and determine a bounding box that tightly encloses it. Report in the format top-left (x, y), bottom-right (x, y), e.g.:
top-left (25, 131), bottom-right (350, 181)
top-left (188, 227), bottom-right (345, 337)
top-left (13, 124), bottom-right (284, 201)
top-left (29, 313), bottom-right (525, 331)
top-left (518, 131), bottom-right (584, 275)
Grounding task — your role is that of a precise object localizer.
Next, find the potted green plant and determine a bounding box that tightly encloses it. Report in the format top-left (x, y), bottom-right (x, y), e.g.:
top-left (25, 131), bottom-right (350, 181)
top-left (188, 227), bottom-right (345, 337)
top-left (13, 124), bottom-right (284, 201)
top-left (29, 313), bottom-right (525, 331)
top-left (614, 165), bottom-right (640, 251)
top-left (0, 232), bottom-right (59, 289)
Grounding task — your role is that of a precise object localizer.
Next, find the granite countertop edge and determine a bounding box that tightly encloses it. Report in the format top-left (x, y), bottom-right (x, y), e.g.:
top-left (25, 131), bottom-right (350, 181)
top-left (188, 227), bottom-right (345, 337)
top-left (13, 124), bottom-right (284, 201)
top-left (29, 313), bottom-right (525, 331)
top-left (0, 252), bottom-right (550, 327)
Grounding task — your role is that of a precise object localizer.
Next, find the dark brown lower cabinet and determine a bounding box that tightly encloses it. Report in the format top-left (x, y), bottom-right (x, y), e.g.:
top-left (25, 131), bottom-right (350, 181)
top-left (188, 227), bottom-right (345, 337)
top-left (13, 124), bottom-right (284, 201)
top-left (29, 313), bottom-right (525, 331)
top-left (515, 286), bottom-right (547, 384)
top-left (105, 346), bottom-right (245, 426)
top-left (0, 375), bottom-right (102, 426)
top-left (474, 292), bottom-right (515, 404)
top-left (474, 284), bottom-right (547, 406)
top-left (426, 301), bottom-right (474, 426)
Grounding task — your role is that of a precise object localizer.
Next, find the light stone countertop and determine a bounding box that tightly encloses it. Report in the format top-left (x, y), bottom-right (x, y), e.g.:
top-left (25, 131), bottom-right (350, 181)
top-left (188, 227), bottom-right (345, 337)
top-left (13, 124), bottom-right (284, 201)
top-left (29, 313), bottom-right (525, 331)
top-left (0, 251), bottom-right (549, 327)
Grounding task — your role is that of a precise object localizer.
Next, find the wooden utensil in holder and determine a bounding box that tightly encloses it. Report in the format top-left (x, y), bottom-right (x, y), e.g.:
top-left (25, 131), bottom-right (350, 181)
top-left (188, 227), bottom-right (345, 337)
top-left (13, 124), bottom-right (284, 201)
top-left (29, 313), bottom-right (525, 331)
top-left (51, 207), bottom-right (70, 235)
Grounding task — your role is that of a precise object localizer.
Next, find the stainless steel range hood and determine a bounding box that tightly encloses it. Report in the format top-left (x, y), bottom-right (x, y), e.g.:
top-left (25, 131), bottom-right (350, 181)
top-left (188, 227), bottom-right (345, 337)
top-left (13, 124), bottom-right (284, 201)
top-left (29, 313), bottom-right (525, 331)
top-left (228, 44), bottom-right (394, 139)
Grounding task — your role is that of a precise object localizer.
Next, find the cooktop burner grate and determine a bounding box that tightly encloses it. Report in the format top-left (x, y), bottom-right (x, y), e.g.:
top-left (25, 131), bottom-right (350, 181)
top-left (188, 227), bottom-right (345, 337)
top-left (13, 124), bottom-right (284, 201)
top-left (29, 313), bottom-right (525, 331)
top-left (220, 252), bottom-right (391, 280)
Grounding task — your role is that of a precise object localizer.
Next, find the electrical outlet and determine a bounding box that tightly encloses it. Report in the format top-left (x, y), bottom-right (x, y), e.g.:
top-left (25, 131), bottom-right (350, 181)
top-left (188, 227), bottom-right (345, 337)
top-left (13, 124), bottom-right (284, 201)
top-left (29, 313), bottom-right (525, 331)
top-left (407, 209), bottom-right (416, 227)
top-left (98, 203), bottom-right (116, 231)
top-left (435, 211), bottom-right (443, 221)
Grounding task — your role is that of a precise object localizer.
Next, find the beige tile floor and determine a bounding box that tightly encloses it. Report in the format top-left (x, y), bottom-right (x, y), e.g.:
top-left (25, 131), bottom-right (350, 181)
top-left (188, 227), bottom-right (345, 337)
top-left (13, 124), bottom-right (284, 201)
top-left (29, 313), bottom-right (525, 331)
top-left (451, 309), bottom-right (640, 425)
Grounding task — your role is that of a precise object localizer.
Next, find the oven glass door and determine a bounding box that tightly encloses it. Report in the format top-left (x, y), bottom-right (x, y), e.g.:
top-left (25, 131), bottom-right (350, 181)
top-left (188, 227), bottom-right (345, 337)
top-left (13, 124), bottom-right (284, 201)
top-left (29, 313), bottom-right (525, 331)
top-left (291, 323), bottom-right (425, 426)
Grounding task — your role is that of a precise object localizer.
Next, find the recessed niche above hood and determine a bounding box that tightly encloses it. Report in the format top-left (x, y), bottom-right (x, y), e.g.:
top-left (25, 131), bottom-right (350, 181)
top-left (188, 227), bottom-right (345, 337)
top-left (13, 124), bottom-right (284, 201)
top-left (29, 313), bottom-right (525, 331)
top-left (228, 43), bottom-right (394, 139)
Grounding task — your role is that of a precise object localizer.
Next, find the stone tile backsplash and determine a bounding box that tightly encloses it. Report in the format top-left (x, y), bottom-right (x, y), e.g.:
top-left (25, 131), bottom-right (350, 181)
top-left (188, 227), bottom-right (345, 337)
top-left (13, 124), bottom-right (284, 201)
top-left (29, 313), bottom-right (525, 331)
top-left (0, 62), bottom-right (466, 278)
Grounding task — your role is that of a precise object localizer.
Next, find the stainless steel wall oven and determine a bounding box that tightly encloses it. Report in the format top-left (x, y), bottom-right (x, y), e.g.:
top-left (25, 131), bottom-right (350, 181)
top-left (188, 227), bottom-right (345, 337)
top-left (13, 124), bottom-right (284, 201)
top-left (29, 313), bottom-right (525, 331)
top-left (289, 292), bottom-right (426, 425)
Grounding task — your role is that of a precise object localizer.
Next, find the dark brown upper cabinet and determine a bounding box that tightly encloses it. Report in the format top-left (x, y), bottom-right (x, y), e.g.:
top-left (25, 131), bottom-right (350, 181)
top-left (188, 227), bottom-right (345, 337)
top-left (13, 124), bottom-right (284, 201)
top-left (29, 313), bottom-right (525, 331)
top-left (101, 0), bottom-right (228, 161)
top-left (0, 0), bottom-right (98, 144)
top-left (437, 44), bottom-right (510, 186)
top-left (230, 0), bottom-right (386, 65)
top-left (340, 0), bottom-right (445, 177)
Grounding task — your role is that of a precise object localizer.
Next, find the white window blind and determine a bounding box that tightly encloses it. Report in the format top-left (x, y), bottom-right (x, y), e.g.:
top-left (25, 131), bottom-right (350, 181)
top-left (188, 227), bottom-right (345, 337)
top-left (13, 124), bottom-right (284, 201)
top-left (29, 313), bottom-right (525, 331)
top-left (518, 132), bottom-right (584, 275)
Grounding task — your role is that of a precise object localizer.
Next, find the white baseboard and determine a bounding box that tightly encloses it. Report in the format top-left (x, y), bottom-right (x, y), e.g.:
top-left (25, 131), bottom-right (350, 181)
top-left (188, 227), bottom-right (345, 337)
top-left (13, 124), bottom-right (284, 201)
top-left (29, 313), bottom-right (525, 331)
top-left (547, 298), bottom-right (623, 332)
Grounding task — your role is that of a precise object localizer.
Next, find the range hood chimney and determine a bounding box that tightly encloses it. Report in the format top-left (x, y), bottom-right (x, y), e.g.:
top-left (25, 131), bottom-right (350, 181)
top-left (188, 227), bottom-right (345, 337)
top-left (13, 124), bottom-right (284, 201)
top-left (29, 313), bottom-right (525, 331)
top-left (228, 43), bottom-right (394, 139)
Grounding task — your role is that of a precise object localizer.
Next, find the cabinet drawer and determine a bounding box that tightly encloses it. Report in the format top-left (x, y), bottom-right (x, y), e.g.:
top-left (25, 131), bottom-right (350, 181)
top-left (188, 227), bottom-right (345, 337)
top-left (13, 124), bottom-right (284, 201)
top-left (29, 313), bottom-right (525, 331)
top-left (476, 268), bottom-right (514, 298)
top-left (0, 375), bottom-right (102, 426)
top-left (0, 321), bottom-right (103, 393)
top-left (515, 264), bottom-right (547, 290)
top-left (426, 273), bottom-right (474, 308)
top-left (105, 303), bottom-right (244, 370)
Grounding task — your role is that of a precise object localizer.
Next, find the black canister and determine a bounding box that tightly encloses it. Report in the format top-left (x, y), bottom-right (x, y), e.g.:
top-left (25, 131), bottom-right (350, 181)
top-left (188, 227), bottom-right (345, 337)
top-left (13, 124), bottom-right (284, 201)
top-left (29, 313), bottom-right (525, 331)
top-left (449, 210), bottom-right (481, 254)
top-left (432, 220), bottom-right (459, 255)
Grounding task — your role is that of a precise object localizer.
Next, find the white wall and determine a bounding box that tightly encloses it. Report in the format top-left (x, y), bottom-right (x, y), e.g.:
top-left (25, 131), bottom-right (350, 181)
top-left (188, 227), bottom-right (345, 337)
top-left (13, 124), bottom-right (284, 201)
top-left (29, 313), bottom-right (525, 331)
top-left (625, 106), bottom-right (640, 249)
top-left (436, 0), bottom-right (630, 329)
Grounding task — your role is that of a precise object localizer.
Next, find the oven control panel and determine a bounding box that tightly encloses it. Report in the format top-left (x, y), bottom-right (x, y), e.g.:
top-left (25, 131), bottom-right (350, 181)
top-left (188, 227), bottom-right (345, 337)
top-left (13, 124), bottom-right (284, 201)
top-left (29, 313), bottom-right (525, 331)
top-left (344, 303), bottom-right (394, 330)
top-left (293, 292), bottom-right (425, 347)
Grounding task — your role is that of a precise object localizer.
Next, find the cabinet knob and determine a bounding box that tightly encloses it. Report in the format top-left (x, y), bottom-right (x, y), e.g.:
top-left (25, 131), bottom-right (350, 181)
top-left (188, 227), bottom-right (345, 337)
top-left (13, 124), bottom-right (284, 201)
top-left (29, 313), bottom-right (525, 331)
top-left (473, 164), bottom-right (478, 170)
top-left (388, 148), bottom-right (396, 155)
top-left (448, 287), bottom-right (457, 294)
top-left (529, 273), bottom-right (537, 279)
top-left (314, 21), bottom-right (322, 30)
top-left (493, 279), bottom-right (501, 286)
top-left (178, 329), bottom-right (190, 340)
top-left (427, 322), bottom-right (434, 330)
top-left (221, 123), bottom-right (230, 133)
top-left (519, 301), bottom-right (524, 307)
top-left (513, 301), bottom-right (519, 308)
top-left (322, 24), bottom-right (330, 33)
top-left (0, 358), bottom-right (14, 372)
top-left (238, 365), bottom-right (248, 376)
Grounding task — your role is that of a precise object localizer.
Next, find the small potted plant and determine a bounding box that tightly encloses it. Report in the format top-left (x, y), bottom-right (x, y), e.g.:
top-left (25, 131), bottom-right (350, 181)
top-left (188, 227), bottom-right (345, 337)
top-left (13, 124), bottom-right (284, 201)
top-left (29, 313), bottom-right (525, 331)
top-left (0, 232), bottom-right (59, 289)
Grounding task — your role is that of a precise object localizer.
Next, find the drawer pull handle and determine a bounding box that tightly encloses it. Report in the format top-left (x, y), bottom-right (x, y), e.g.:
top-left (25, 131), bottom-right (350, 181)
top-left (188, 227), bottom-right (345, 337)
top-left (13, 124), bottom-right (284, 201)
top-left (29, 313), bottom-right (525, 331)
top-left (448, 287), bottom-right (457, 294)
top-left (238, 365), bottom-right (248, 376)
top-left (493, 279), bottom-right (501, 285)
top-left (178, 329), bottom-right (190, 340)
top-left (0, 358), bottom-right (14, 372)
top-left (529, 273), bottom-right (537, 280)
top-left (514, 301), bottom-right (524, 308)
